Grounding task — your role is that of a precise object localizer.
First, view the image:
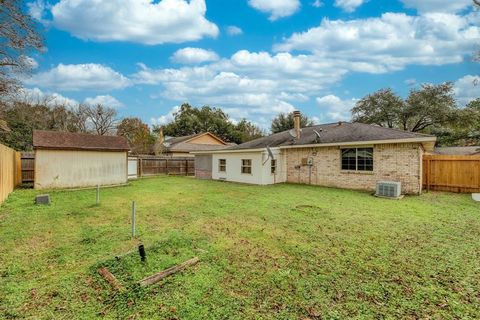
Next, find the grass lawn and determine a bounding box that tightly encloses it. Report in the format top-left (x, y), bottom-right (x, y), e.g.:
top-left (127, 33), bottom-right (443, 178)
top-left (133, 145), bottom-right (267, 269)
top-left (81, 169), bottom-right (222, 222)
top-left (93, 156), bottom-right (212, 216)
top-left (1, 176), bottom-right (479, 319)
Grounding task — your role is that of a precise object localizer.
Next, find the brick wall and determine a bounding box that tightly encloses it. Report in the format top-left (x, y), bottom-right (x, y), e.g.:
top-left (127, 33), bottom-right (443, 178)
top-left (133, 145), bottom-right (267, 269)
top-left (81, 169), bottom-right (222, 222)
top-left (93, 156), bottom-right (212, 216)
top-left (195, 169), bottom-right (212, 180)
top-left (285, 143), bottom-right (423, 194)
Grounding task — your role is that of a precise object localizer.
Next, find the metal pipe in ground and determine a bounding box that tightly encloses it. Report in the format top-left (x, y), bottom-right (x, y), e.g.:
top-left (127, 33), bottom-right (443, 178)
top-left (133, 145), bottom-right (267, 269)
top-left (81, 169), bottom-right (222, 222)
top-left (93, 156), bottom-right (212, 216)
top-left (132, 201), bottom-right (136, 238)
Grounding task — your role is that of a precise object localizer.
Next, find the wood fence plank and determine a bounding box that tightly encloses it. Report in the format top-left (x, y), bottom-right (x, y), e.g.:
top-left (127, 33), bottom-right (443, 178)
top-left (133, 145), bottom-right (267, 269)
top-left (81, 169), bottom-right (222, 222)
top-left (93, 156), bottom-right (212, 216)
top-left (0, 144), bottom-right (22, 203)
top-left (423, 155), bottom-right (480, 193)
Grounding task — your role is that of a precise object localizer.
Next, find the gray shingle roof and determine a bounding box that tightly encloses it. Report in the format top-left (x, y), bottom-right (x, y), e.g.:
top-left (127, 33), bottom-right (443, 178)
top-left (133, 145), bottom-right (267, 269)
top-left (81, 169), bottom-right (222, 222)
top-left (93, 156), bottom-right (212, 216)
top-left (33, 130), bottom-right (129, 151)
top-left (165, 132), bottom-right (231, 153)
top-left (225, 122), bottom-right (435, 150)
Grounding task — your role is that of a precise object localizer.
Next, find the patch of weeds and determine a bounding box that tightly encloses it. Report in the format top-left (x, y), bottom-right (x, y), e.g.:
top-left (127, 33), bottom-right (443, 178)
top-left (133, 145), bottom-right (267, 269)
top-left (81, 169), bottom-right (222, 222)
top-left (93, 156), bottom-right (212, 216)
top-left (293, 204), bottom-right (331, 215)
top-left (79, 237), bottom-right (96, 245)
top-left (92, 232), bottom-right (210, 292)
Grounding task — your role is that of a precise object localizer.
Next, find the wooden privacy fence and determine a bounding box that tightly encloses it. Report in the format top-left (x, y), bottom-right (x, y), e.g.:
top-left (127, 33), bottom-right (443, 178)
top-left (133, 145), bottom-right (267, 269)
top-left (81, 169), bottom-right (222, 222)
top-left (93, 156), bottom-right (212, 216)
top-left (0, 143), bottom-right (22, 203)
top-left (423, 155), bottom-right (480, 193)
top-left (21, 152), bottom-right (35, 183)
top-left (137, 156), bottom-right (195, 177)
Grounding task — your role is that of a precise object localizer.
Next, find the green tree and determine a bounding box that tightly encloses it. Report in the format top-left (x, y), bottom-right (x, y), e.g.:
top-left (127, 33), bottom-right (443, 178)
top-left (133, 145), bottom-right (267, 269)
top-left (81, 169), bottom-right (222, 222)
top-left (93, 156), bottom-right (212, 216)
top-left (156, 103), bottom-right (240, 143)
top-left (233, 119), bottom-right (265, 142)
top-left (351, 88), bottom-right (404, 128)
top-left (0, 100), bottom-right (51, 150)
top-left (270, 112), bottom-right (314, 134)
top-left (117, 117), bottom-right (154, 154)
top-left (353, 83), bottom-right (458, 133)
top-left (403, 83), bottom-right (457, 132)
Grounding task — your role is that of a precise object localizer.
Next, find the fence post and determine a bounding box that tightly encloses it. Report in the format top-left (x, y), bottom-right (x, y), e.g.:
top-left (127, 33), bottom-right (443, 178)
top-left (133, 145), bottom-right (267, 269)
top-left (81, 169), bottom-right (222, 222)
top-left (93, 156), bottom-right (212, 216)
top-left (96, 184), bottom-right (100, 205)
top-left (132, 201), bottom-right (136, 238)
top-left (166, 159), bottom-right (169, 175)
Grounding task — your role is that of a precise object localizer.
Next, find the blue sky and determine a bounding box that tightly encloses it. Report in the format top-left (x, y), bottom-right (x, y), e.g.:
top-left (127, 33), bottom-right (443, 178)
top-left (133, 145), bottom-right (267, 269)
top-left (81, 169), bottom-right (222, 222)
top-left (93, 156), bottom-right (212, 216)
top-left (22, 0), bottom-right (479, 130)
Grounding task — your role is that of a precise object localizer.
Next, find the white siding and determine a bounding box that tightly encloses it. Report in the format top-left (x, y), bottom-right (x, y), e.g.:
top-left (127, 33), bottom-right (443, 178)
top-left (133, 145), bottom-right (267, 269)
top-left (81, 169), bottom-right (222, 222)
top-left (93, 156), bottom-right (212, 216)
top-left (211, 149), bottom-right (286, 185)
top-left (35, 150), bottom-right (127, 189)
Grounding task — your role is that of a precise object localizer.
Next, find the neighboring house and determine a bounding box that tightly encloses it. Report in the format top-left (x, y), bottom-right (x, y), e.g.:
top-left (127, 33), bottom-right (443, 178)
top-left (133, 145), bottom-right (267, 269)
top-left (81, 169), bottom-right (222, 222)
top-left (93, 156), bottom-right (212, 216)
top-left (193, 111), bottom-right (436, 195)
top-left (161, 132), bottom-right (231, 157)
top-left (33, 130), bottom-right (129, 189)
top-left (432, 146), bottom-right (480, 155)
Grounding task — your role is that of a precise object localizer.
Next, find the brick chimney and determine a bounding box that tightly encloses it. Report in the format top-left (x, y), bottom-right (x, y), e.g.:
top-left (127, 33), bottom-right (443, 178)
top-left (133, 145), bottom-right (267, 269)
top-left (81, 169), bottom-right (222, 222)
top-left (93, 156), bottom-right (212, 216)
top-left (293, 110), bottom-right (301, 139)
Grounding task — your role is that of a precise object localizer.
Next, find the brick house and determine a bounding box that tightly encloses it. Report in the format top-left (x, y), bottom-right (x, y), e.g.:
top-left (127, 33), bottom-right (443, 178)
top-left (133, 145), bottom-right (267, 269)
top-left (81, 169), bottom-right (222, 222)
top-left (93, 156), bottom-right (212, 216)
top-left (193, 112), bottom-right (436, 195)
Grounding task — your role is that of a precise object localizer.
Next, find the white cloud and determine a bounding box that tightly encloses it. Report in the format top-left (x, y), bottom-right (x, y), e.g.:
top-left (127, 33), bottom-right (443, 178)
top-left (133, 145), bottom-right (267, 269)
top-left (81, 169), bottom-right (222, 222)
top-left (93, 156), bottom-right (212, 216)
top-left (18, 87), bottom-right (79, 107)
top-left (454, 75), bottom-right (480, 106)
top-left (400, 0), bottom-right (472, 14)
top-left (248, 0), bottom-right (300, 20)
top-left (171, 47), bottom-right (219, 64)
top-left (312, 0), bottom-right (323, 8)
top-left (20, 56), bottom-right (39, 69)
top-left (404, 78), bottom-right (417, 86)
top-left (226, 26), bottom-right (243, 36)
top-left (27, 0), bottom-right (51, 25)
top-left (151, 106), bottom-right (180, 126)
top-left (32, 0), bottom-right (218, 45)
top-left (334, 0), bottom-right (365, 12)
top-left (275, 13), bottom-right (479, 72)
top-left (316, 95), bottom-right (356, 122)
top-left (25, 63), bottom-right (131, 91)
top-left (84, 95), bottom-right (124, 108)
top-left (133, 12), bottom-right (478, 127)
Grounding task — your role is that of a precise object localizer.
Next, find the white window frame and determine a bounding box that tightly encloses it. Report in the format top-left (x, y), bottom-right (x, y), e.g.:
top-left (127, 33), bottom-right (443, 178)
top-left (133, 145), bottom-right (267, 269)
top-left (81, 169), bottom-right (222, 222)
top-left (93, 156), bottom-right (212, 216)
top-left (241, 159), bottom-right (252, 174)
top-left (218, 159), bottom-right (226, 172)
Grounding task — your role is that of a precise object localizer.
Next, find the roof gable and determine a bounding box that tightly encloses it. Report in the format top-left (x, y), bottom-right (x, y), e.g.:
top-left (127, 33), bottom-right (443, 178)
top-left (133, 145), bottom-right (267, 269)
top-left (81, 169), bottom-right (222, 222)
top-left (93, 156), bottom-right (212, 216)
top-left (33, 130), bottom-right (129, 152)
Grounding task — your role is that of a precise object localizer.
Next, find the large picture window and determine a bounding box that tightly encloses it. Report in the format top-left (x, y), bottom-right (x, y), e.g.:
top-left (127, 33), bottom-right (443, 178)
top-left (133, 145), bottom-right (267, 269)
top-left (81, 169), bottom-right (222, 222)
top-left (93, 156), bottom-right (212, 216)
top-left (241, 159), bottom-right (252, 174)
top-left (341, 148), bottom-right (373, 171)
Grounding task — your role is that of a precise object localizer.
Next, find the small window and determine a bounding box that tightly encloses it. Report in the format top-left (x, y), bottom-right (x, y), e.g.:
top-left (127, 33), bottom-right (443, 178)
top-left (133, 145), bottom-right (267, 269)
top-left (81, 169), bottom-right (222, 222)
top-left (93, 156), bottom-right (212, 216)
top-left (341, 148), bottom-right (373, 171)
top-left (219, 159), bottom-right (226, 172)
top-left (271, 159), bottom-right (277, 174)
top-left (241, 159), bottom-right (252, 174)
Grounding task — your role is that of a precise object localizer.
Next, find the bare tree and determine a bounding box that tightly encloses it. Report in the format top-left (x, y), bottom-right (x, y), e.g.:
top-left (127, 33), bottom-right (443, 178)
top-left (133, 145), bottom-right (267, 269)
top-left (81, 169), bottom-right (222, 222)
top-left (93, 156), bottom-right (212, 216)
top-left (0, 0), bottom-right (43, 96)
top-left (84, 104), bottom-right (118, 135)
top-left (70, 104), bottom-right (90, 133)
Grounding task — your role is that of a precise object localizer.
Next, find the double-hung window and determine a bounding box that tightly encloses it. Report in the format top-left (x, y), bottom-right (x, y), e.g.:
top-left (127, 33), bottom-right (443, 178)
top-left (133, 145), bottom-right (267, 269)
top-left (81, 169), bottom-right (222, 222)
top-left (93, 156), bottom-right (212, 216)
top-left (271, 159), bottom-right (277, 174)
top-left (219, 159), bottom-right (226, 172)
top-left (341, 148), bottom-right (373, 171)
top-left (241, 159), bottom-right (252, 174)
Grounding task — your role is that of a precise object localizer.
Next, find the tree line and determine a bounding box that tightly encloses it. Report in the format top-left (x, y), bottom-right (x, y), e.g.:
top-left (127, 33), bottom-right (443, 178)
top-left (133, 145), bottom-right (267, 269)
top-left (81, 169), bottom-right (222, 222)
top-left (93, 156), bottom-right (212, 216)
top-left (0, 0), bottom-right (478, 152)
top-left (352, 83), bottom-right (480, 146)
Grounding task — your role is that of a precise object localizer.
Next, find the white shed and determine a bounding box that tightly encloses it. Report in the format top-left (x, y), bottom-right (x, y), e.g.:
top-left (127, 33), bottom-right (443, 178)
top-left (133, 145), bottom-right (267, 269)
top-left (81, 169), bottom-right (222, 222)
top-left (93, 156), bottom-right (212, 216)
top-left (33, 130), bottom-right (130, 189)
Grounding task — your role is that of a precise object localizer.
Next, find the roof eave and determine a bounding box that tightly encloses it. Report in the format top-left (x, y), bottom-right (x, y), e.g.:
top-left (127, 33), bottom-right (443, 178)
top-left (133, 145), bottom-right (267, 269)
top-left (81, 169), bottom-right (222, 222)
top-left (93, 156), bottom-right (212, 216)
top-left (34, 146), bottom-right (130, 152)
top-left (279, 137), bottom-right (437, 151)
top-left (192, 137), bottom-right (437, 154)
top-left (191, 147), bottom-right (279, 155)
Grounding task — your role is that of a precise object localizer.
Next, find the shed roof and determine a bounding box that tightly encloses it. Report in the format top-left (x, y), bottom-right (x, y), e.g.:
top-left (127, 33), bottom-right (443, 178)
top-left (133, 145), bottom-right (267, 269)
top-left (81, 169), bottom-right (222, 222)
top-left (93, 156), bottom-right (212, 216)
top-left (33, 130), bottom-right (129, 152)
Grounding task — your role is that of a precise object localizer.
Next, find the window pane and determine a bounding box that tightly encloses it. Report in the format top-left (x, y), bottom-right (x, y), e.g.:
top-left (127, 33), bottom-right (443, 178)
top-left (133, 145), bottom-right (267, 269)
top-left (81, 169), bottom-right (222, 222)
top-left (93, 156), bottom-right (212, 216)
top-left (271, 159), bottom-right (276, 174)
top-left (219, 159), bottom-right (226, 172)
top-left (241, 159), bottom-right (252, 174)
top-left (357, 148), bottom-right (373, 171)
top-left (341, 148), bottom-right (356, 170)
